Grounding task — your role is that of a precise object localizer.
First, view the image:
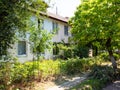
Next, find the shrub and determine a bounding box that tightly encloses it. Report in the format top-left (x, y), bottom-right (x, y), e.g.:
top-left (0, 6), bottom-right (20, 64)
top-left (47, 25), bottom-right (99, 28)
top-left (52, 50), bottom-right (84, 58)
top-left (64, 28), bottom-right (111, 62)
top-left (71, 57), bottom-right (120, 90)
top-left (64, 58), bottom-right (83, 74)
top-left (99, 53), bottom-right (109, 61)
top-left (63, 57), bottom-right (100, 75)
top-left (89, 65), bottom-right (115, 83)
top-left (0, 56), bottom-right (105, 89)
top-left (71, 65), bottom-right (116, 90)
top-left (11, 62), bottom-right (33, 83)
top-left (37, 60), bottom-right (61, 80)
top-left (12, 60), bottom-right (63, 82)
top-left (74, 46), bottom-right (89, 58)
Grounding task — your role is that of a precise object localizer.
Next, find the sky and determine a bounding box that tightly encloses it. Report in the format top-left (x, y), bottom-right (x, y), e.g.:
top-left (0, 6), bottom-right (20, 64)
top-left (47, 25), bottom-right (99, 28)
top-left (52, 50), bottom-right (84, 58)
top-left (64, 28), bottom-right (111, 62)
top-left (46, 0), bottom-right (81, 17)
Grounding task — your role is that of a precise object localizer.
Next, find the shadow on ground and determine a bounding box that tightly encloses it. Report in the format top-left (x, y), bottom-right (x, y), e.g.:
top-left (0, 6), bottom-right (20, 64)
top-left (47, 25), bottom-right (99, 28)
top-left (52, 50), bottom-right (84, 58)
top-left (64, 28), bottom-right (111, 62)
top-left (103, 80), bottom-right (120, 90)
top-left (46, 73), bottom-right (89, 90)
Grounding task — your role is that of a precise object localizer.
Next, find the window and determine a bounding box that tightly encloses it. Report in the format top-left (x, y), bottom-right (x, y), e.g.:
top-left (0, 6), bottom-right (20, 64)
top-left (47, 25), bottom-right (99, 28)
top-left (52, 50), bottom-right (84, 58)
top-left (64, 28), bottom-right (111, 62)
top-left (18, 41), bottom-right (26, 55)
top-left (64, 25), bottom-right (68, 36)
top-left (52, 22), bottom-right (58, 34)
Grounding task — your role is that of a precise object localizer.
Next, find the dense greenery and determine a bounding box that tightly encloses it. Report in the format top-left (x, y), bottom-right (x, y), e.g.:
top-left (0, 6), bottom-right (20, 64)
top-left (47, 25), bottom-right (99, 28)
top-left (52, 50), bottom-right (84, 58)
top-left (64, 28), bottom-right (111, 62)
top-left (63, 57), bottom-right (100, 74)
top-left (0, 0), bottom-right (47, 56)
top-left (70, 0), bottom-right (120, 70)
top-left (71, 65), bottom-right (120, 90)
top-left (29, 20), bottom-right (53, 59)
top-left (99, 52), bottom-right (120, 61)
top-left (0, 57), bottom-right (102, 90)
top-left (0, 55), bottom-right (119, 90)
top-left (54, 43), bottom-right (89, 59)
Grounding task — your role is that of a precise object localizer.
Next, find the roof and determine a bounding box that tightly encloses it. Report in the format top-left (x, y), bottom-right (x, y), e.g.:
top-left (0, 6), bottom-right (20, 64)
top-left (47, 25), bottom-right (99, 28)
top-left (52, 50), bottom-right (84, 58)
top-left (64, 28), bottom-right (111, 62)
top-left (47, 12), bottom-right (69, 23)
top-left (40, 12), bottom-right (69, 23)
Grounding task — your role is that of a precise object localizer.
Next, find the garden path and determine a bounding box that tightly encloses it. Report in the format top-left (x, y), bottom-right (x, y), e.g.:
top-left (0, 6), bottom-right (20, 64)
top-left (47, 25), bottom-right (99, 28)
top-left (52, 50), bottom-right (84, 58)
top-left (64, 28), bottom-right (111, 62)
top-left (46, 73), bottom-right (88, 90)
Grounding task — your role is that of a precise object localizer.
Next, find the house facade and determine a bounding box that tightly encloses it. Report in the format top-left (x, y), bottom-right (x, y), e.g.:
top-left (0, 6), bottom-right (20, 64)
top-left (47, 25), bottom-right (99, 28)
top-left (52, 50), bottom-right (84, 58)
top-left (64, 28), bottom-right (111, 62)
top-left (8, 12), bottom-right (71, 62)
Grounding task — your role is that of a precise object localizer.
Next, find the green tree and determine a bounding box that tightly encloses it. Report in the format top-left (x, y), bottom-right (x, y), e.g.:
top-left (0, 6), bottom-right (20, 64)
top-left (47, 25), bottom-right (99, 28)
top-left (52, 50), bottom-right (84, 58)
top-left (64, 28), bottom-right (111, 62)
top-left (29, 19), bottom-right (53, 59)
top-left (0, 0), bottom-right (47, 57)
top-left (70, 0), bottom-right (120, 70)
top-left (0, 0), bottom-right (48, 89)
top-left (26, 18), bottom-right (53, 80)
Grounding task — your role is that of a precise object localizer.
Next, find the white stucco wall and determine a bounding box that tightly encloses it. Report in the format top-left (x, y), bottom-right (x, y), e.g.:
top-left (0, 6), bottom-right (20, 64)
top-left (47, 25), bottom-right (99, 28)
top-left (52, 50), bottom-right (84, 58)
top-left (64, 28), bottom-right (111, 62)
top-left (44, 18), bottom-right (71, 43)
top-left (43, 18), bottom-right (71, 59)
top-left (53, 22), bottom-right (71, 43)
top-left (16, 41), bottom-right (33, 63)
top-left (9, 16), bottom-right (71, 62)
top-left (8, 34), bottom-right (33, 63)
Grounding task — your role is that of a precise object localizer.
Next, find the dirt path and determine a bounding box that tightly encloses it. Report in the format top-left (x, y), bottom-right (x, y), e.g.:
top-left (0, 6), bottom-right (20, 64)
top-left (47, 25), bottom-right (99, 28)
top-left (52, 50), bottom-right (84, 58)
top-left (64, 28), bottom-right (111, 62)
top-left (103, 80), bottom-right (120, 90)
top-left (19, 73), bottom-right (89, 90)
top-left (46, 74), bottom-right (88, 90)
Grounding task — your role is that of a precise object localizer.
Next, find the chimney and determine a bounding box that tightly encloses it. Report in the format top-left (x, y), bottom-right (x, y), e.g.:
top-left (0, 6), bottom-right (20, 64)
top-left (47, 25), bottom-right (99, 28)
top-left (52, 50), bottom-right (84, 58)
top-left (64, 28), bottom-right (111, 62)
top-left (65, 17), bottom-right (69, 20)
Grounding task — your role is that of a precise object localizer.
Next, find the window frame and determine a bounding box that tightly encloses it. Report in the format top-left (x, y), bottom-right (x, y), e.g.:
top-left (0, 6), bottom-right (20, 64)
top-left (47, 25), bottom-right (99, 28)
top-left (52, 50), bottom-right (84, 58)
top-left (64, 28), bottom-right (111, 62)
top-left (17, 41), bottom-right (27, 56)
top-left (64, 25), bottom-right (69, 36)
top-left (52, 21), bottom-right (58, 34)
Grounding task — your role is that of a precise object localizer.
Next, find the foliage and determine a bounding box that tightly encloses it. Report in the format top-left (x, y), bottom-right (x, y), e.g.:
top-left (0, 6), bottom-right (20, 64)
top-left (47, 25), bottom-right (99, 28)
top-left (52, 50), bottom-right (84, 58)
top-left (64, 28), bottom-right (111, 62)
top-left (70, 0), bottom-right (120, 48)
top-left (30, 29), bottom-right (53, 58)
top-left (71, 65), bottom-right (119, 90)
top-left (0, 1), bottom-right (48, 88)
top-left (61, 57), bottom-right (102, 75)
top-left (0, 56), bottom-right (106, 89)
top-left (74, 45), bottom-right (89, 58)
top-left (0, 57), bottom-right (101, 83)
top-left (12, 62), bottom-right (34, 83)
top-left (0, 62), bottom-right (12, 90)
top-left (89, 65), bottom-right (115, 82)
top-left (0, 0), bottom-right (47, 56)
top-left (0, 60), bottom-right (61, 84)
top-left (37, 60), bottom-right (61, 80)
top-left (53, 43), bottom-right (59, 55)
top-left (99, 52), bottom-right (120, 61)
top-left (57, 44), bottom-right (89, 59)
top-left (70, 0), bottom-right (120, 69)
top-left (57, 44), bottom-right (74, 59)
top-left (27, 16), bottom-right (53, 58)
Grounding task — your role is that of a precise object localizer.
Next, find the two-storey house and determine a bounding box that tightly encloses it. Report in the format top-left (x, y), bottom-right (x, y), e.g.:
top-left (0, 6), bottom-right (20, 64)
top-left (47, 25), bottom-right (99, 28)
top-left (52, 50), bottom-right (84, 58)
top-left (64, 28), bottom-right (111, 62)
top-left (8, 12), bottom-right (71, 62)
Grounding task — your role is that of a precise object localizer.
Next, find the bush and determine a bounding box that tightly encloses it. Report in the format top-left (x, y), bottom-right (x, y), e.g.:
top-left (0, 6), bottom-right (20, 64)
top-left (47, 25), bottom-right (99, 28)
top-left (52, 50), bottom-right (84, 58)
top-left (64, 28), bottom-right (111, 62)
top-left (37, 60), bottom-right (61, 80)
top-left (11, 60), bottom-right (63, 82)
top-left (12, 62), bottom-right (35, 83)
top-left (71, 65), bottom-right (116, 90)
top-left (63, 57), bottom-right (101, 75)
top-left (0, 56), bottom-right (105, 89)
top-left (74, 46), bottom-right (89, 58)
top-left (89, 65), bottom-right (115, 82)
top-left (99, 53), bottom-right (109, 61)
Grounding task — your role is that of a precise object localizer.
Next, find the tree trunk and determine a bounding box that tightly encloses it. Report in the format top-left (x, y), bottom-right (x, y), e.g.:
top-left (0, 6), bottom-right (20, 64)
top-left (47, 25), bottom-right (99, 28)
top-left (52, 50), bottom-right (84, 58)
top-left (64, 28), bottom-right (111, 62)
top-left (106, 38), bottom-right (117, 71)
top-left (108, 50), bottom-right (117, 71)
top-left (95, 47), bottom-right (98, 56)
